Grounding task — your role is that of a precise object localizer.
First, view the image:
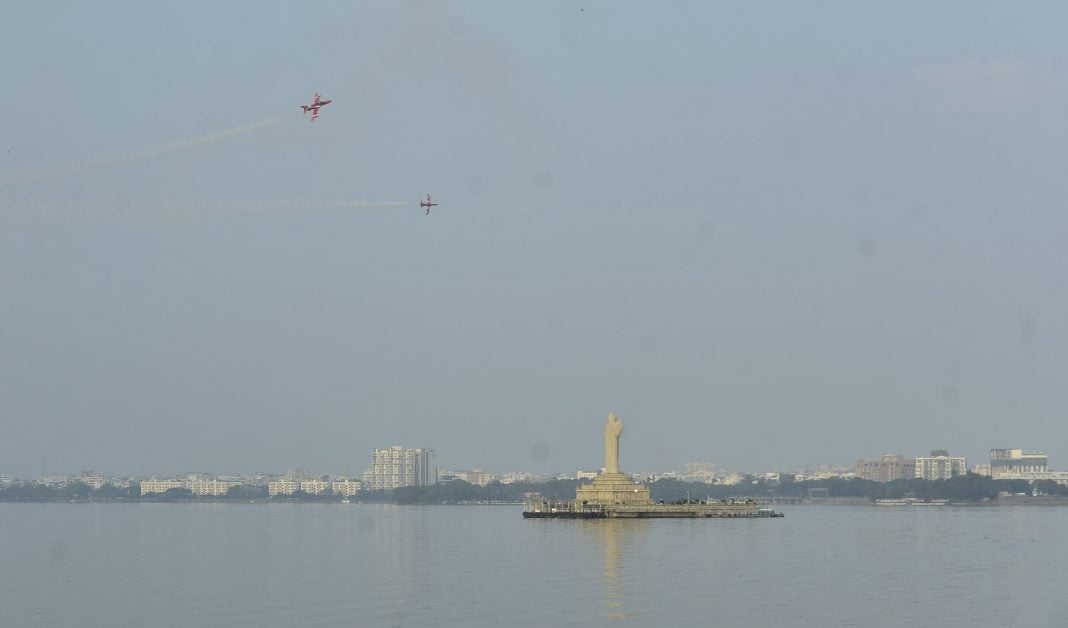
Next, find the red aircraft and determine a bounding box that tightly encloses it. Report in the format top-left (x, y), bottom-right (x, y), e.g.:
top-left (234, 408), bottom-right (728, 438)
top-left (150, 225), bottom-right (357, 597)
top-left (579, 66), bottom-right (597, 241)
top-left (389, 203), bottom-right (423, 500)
top-left (300, 93), bottom-right (332, 121)
top-left (420, 193), bottom-right (439, 215)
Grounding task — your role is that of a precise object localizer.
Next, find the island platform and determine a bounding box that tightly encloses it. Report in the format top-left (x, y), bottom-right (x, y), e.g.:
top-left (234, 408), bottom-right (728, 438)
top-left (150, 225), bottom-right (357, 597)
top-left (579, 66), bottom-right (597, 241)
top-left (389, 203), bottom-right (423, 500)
top-left (523, 496), bottom-right (783, 519)
top-left (522, 412), bottom-right (784, 520)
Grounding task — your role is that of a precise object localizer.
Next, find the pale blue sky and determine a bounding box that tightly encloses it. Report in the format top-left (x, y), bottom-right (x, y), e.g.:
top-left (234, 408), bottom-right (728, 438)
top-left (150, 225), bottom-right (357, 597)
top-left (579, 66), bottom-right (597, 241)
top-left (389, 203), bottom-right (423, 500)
top-left (2, 1), bottom-right (1068, 477)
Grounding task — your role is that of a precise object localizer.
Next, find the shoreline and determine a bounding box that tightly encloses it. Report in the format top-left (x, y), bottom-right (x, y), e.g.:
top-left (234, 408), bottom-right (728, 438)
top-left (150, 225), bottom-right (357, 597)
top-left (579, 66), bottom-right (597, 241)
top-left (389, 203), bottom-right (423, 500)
top-left (6, 497), bottom-right (1068, 506)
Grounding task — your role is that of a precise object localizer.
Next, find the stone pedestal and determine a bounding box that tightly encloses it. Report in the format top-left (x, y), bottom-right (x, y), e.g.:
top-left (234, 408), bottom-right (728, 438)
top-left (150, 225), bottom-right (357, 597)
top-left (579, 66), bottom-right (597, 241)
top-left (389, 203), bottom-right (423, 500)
top-left (575, 472), bottom-right (653, 506)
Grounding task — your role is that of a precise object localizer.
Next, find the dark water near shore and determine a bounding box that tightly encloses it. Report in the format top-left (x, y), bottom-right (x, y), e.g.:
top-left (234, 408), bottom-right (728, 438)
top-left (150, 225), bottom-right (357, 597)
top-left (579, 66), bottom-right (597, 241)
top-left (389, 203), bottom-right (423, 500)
top-left (2, 503), bottom-right (1066, 627)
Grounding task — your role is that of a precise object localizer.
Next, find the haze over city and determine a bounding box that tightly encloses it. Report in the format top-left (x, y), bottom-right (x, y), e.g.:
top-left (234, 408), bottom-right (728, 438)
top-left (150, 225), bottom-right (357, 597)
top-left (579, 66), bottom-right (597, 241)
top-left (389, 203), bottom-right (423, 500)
top-left (3, 2), bottom-right (1068, 478)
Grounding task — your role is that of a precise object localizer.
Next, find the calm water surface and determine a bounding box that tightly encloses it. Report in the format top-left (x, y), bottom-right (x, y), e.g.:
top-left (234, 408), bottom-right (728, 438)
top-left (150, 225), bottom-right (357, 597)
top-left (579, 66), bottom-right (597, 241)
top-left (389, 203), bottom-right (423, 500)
top-left (2, 503), bottom-right (1066, 627)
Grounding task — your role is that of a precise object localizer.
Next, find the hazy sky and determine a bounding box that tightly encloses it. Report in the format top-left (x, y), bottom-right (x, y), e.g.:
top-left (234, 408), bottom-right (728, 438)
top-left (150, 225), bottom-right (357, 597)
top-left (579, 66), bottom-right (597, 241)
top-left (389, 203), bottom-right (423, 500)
top-left (2, 1), bottom-right (1068, 478)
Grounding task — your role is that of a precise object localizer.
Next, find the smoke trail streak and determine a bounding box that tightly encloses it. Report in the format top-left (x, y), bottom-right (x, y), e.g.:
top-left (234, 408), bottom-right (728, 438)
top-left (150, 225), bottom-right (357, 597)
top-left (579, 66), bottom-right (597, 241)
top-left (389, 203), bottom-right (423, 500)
top-left (112, 198), bottom-right (418, 218)
top-left (0, 197), bottom-right (418, 223)
top-left (296, 200), bottom-right (413, 210)
top-left (192, 199), bottom-right (414, 212)
top-left (0, 115), bottom-right (290, 187)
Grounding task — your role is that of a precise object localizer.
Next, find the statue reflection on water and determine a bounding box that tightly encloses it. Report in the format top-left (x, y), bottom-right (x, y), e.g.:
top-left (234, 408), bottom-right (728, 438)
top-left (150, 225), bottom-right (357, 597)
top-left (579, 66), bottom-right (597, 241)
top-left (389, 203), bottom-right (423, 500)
top-left (578, 519), bottom-right (649, 621)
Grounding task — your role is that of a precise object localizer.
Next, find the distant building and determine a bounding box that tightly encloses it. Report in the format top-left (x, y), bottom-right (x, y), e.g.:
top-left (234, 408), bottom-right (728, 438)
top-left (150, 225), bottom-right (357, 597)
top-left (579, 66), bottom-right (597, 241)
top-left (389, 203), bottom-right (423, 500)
top-left (140, 478), bottom-right (235, 496)
top-left (77, 471), bottom-right (107, 490)
top-left (681, 463), bottom-right (717, 482)
top-left (363, 446), bottom-right (436, 490)
top-left (986, 450), bottom-right (1066, 485)
top-left (915, 450), bottom-right (967, 480)
top-left (719, 473), bottom-right (745, 486)
top-left (684, 462), bottom-right (716, 476)
top-left (440, 469), bottom-right (494, 486)
top-left (140, 479), bottom-right (185, 495)
top-left (804, 467), bottom-right (846, 480)
top-left (830, 465), bottom-right (852, 477)
top-left (576, 470), bottom-right (599, 481)
top-left (467, 469), bottom-right (494, 486)
top-left (185, 479), bottom-right (236, 496)
top-left (34, 475), bottom-right (69, 488)
top-left (854, 455), bottom-right (916, 483)
top-left (972, 464), bottom-right (992, 477)
top-left (300, 479), bottom-right (331, 495)
top-left (268, 480), bottom-right (299, 497)
top-left (286, 468), bottom-right (318, 482)
top-left (332, 479), bottom-right (361, 497)
top-left (990, 449), bottom-right (1047, 477)
top-left (0, 474), bottom-right (14, 487)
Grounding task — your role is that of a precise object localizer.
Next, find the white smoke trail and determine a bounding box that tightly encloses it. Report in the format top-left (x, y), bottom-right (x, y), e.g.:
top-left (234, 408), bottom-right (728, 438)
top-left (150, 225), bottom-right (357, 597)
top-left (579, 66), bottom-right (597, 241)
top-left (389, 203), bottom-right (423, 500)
top-left (0, 115), bottom-right (290, 187)
top-left (194, 199), bottom-right (414, 212)
top-left (292, 200), bottom-right (412, 210)
top-left (125, 198), bottom-right (417, 217)
top-left (112, 116), bottom-right (289, 163)
top-left (0, 197), bottom-right (418, 223)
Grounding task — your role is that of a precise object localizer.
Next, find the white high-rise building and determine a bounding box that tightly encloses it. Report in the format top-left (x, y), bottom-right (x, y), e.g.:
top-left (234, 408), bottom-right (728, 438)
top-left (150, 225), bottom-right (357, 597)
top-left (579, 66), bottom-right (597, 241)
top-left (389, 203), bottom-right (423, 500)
top-left (915, 450), bottom-right (967, 480)
top-left (363, 446), bottom-right (437, 490)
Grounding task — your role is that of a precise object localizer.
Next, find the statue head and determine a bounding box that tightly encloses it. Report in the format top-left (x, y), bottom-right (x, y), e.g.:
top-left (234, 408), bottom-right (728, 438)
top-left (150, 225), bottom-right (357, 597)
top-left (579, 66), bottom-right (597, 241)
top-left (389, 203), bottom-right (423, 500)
top-left (607, 412), bottom-right (618, 422)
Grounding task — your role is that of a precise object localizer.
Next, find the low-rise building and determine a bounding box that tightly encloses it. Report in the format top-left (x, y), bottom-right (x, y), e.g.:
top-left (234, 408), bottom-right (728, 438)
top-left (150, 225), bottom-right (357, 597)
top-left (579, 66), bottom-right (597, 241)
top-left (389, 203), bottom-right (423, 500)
top-left (499, 472), bottom-right (534, 484)
top-left (300, 479), bottom-right (331, 495)
top-left (440, 469), bottom-right (494, 486)
top-left (141, 478), bottom-right (237, 496)
top-left (812, 466), bottom-right (846, 480)
top-left (185, 479), bottom-right (236, 496)
top-left (990, 449), bottom-right (1047, 477)
top-left (34, 475), bottom-right (69, 488)
top-left (268, 480), bottom-right (299, 497)
top-left (990, 470), bottom-right (1068, 486)
top-left (718, 473), bottom-right (745, 485)
top-left (77, 471), bottom-right (107, 490)
top-left (332, 479), bottom-right (361, 497)
top-left (140, 479), bottom-right (185, 495)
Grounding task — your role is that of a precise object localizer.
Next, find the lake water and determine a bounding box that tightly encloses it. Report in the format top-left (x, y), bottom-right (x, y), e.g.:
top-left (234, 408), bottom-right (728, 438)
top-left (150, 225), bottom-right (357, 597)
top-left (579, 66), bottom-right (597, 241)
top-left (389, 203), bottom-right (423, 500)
top-left (1, 503), bottom-right (1066, 627)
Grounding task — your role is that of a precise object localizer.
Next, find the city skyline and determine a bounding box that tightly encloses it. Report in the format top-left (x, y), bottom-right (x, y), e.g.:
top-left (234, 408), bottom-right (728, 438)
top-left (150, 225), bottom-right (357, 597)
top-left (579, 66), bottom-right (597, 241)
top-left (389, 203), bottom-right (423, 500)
top-left (2, 441), bottom-right (1058, 482)
top-left (4, 3), bottom-right (1068, 477)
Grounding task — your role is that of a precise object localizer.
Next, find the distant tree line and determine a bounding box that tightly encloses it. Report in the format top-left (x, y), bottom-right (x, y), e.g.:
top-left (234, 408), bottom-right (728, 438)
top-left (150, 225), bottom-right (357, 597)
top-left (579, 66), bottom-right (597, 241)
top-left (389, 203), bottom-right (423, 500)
top-left (0, 482), bottom-right (141, 502)
top-left (371, 473), bottom-right (1067, 505)
top-left (4, 473), bottom-right (1067, 504)
top-left (0, 482), bottom-right (273, 503)
top-left (645, 473), bottom-right (1043, 503)
top-left (360, 479), bottom-right (586, 504)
